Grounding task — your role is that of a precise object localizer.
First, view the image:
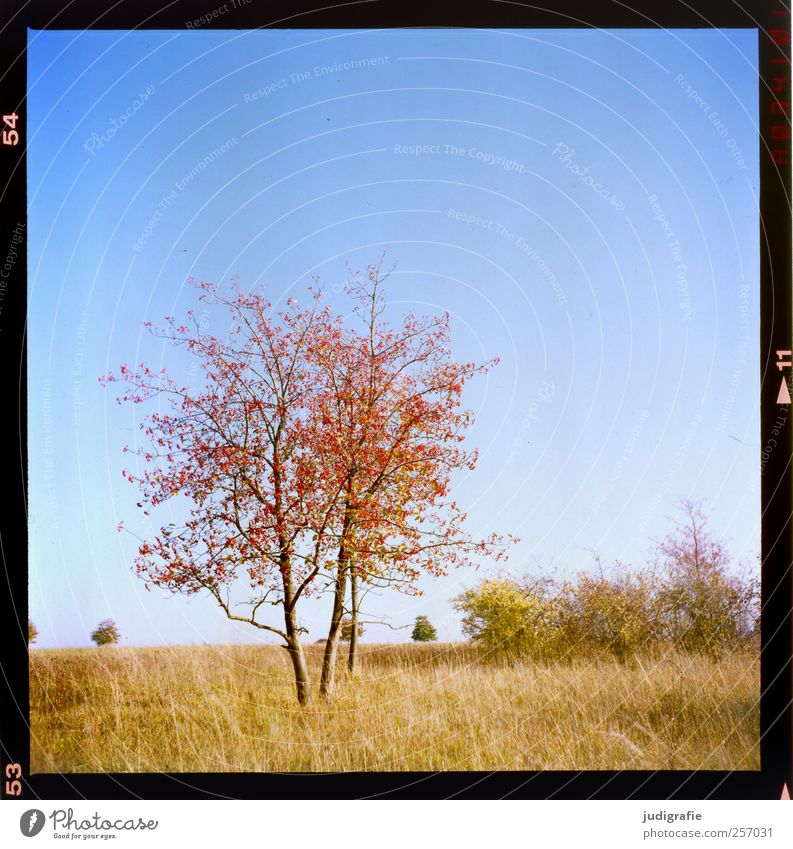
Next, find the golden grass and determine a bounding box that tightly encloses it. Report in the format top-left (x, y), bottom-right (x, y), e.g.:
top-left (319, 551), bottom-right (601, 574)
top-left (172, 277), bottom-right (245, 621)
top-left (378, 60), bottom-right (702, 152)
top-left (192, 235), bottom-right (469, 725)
top-left (29, 642), bottom-right (759, 773)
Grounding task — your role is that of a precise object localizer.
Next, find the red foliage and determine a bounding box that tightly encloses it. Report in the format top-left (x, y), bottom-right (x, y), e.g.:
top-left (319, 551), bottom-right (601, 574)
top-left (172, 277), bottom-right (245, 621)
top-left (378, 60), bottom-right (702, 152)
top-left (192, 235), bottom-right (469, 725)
top-left (306, 261), bottom-right (514, 593)
top-left (101, 267), bottom-right (514, 642)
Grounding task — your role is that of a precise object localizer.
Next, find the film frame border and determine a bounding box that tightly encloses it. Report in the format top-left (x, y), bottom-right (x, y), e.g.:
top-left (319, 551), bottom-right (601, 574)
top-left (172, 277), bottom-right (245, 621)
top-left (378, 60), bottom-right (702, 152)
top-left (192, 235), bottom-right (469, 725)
top-left (0, 0), bottom-right (789, 800)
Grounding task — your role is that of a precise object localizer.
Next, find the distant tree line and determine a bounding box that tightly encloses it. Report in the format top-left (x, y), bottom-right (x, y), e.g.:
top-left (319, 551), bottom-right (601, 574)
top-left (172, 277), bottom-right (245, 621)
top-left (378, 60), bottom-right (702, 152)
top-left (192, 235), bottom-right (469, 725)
top-left (27, 618), bottom-right (123, 648)
top-left (453, 500), bottom-right (759, 662)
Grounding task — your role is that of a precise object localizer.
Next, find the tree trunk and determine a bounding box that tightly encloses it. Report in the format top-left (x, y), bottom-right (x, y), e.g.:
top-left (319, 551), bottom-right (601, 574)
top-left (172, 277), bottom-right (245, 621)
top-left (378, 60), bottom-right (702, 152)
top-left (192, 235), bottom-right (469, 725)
top-left (284, 597), bottom-right (310, 705)
top-left (277, 535), bottom-right (310, 706)
top-left (320, 496), bottom-right (356, 699)
top-left (319, 559), bottom-right (348, 698)
top-left (348, 563), bottom-right (359, 673)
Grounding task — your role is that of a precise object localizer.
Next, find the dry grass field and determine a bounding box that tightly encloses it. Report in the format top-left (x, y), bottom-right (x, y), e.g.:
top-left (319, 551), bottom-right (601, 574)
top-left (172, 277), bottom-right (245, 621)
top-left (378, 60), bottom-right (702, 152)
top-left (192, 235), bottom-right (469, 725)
top-left (29, 643), bottom-right (759, 773)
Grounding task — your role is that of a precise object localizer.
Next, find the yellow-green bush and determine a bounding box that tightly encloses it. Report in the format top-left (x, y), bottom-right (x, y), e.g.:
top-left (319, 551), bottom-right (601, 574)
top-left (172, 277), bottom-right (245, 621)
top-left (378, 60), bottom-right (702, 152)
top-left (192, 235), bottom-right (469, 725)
top-left (557, 569), bottom-right (658, 661)
top-left (452, 578), bottom-right (564, 659)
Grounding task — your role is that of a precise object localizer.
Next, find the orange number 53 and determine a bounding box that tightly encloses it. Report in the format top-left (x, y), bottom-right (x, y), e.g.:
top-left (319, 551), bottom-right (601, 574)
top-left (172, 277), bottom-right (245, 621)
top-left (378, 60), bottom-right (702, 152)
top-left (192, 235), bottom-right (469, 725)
top-left (5, 763), bottom-right (22, 796)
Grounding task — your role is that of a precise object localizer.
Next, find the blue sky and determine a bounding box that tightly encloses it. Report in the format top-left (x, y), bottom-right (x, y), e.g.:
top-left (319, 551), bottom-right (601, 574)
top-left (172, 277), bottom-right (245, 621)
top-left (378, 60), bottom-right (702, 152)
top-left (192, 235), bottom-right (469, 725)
top-left (27, 27), bottom-right (759, 647)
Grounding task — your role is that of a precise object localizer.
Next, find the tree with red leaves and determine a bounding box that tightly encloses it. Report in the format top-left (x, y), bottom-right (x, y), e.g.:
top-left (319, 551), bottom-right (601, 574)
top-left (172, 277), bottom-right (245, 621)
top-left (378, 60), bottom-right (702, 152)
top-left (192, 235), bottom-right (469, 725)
top-left (102, 268), bottom-right (512, 704)
top-left (102, 283), bottom-right (343, 704)
top-left (311, 261), bottom-right (513, 695)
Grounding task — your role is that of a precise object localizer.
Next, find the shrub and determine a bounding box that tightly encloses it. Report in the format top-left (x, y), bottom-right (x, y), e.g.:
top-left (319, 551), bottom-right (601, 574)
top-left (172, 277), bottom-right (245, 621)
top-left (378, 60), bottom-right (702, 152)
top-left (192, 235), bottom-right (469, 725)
top-left (652, 499), bottom-right (759, 656)
top-left (91, 619), bottom-right (121, 647)
top-left (557, 566), bottom-right (657, 662)
top-left (411, 615), bottom-right (438, 642)
top-left (452, 501), bottom-right (759, 663)
top-left (340, 617), bottom-right (363, 642)
top-left (452, 578), bottom-right (562, 659)
top-left (28, 620), bottom-right (38, 645)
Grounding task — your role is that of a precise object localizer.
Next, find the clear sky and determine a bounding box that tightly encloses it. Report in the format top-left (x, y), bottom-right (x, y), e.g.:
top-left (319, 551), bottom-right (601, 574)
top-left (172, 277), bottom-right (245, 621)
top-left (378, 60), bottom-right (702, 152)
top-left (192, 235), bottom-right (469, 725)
top-left (27, 27), bottom-right (760, 648)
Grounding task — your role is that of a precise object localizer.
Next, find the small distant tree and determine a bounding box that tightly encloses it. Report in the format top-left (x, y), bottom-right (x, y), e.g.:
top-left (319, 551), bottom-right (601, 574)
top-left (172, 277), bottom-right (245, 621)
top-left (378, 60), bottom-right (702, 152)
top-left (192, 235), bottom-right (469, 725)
top-left (91, 619), bottom-right (121, 647)
top-left (411, 615), bottom-right (438, 642)
top-left (340, 617), bottom-right (364, 642)
top-left (28, 620), bottom-right (38, 645)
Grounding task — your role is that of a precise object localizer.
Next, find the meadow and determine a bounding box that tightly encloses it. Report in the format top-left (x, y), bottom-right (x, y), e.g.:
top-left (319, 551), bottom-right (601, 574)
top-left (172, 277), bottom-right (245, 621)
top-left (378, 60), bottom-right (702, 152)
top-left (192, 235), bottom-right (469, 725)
top-left (29, 643), bottom-right (759, 773)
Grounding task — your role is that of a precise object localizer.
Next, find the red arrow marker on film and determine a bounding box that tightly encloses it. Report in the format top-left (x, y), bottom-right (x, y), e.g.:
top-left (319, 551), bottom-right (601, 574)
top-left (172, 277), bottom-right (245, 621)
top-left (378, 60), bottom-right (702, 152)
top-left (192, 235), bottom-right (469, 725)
top-left (782, 783), bottom-right (790, 800)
